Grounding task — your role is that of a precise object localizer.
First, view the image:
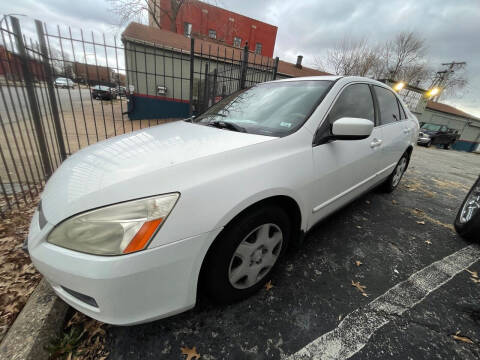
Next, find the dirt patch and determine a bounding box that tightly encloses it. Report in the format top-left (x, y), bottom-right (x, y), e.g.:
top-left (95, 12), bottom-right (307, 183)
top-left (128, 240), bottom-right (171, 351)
top-left (0, 195), bottom-right (41, 342)
top-left (411, 208), bottom-right (455, 232)
top-left (430, 178), bottom-right (470, 191)
top-left (402, 180), bottom-right (436, 198)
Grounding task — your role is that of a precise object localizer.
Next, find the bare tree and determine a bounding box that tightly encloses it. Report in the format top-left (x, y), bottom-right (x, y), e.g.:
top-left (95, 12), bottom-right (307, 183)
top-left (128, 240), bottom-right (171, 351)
top-left (108, 0), bottom-right (210, 31)
top-left (315, 38), bottom-right (380, 77)
top-left (316, 31), bottom-right (429, 85)
top-left (381, 31), bottom-right (427, 80)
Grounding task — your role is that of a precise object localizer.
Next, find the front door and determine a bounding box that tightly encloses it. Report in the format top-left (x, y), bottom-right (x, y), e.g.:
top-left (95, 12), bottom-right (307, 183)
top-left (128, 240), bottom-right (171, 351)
top-left (310, 83), bottom-right (383, 225)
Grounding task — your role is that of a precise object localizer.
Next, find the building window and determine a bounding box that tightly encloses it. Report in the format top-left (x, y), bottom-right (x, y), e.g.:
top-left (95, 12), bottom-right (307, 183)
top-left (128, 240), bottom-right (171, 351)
top-left (184, 22), bottom-right (192, 37)
top-left (255, 43), bottom-right (262, 55)
top-left (233, 37), bottom-right (242, 48)
top-left (208, 29), bottom-right (217, 39)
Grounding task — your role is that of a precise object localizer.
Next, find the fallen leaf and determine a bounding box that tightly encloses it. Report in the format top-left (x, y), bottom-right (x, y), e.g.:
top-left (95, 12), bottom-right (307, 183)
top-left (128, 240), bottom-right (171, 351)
top-left (471, 278), bottom-right (480, 284)
top-left (466, 269), bottom-right (478, 279)
top-left (365, 200), bottom-right (370, 204)
top-left (417, 221), bottom-right (426, 225)
top-left (452, 332), bottom-right (473, 344)
top-left (265, 280), bottom-right (273, 291)
top-left (362, 292), bottom-right (369, 297)
top-left (425, 240), bottom-right (432, 245)
top-left (338, 314), bottom-right (343, 321)
top-left (356, 225), bottom-right (362, 229)
top-left (181, 346), bottom-right (201, 360)
top-left (355, 260), bottom-right (363, 267)
top-left (351, 280), bottom-right (367, 297)
top-left (392, 200), bottom-right (397, 204)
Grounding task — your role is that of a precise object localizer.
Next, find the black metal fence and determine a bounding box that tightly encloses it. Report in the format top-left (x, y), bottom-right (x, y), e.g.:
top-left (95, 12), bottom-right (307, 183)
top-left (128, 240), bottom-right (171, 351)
top-left (0, 16), bottom-right (279, 216)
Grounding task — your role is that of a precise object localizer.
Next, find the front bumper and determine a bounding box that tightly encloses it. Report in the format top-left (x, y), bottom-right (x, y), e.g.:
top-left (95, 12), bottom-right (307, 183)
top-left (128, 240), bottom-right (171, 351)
top-left (28, 211), bottom-right (221, 325)
top-left (417, 137), bottom-right (431, 145)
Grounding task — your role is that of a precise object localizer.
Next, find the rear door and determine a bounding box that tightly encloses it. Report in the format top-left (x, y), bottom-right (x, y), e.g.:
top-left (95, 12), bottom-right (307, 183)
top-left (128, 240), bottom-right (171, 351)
top-left (310, 83), bottom-right (383, 224)
top-left (372, 85), bottom-right (409, 179)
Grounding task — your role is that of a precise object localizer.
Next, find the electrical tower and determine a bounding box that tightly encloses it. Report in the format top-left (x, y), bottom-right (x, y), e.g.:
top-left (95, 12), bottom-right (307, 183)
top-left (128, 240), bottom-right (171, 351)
top-left (430, 61), bottom-right (466, 102)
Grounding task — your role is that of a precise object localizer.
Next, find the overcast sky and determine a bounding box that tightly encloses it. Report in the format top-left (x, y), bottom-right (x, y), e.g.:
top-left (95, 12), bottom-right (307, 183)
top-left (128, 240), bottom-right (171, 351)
top-left (3, 0), bottom-right (479, 116)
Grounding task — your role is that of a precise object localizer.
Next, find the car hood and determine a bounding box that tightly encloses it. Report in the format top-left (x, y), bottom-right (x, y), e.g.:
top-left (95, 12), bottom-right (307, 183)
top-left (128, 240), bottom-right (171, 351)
top-left (41, 121), bottom-right (275, 225)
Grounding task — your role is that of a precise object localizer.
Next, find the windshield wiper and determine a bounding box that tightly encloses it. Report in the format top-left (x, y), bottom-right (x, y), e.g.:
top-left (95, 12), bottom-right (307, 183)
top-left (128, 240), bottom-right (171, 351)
top-left (207, 120), bottom-right (247, 133)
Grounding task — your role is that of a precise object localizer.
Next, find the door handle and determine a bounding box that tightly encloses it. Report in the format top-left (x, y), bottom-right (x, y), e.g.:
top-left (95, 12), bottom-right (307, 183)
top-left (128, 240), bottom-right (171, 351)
top-left (370, 139), bottom-right (383, 148)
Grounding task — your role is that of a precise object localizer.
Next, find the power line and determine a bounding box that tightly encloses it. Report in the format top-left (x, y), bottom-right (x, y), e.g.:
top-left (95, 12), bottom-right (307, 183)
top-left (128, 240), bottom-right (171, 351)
top-left (430, 61), bottom-right (466, 102)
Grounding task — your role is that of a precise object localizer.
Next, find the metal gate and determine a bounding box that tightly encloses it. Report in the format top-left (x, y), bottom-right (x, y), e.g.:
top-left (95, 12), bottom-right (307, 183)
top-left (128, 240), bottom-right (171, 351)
top-left (0, 16), bottom-right (279, 216)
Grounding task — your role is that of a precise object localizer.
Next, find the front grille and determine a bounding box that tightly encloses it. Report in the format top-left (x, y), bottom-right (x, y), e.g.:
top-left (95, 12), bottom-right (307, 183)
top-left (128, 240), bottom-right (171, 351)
top-left (61, 286), bottom-right (99, 308)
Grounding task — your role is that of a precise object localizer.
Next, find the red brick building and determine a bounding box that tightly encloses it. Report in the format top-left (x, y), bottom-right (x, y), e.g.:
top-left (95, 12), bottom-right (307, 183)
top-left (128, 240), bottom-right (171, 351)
top-left (149, 0), bottom-right (278, 57)
top-left (0, 45), bottom-right (46, 82)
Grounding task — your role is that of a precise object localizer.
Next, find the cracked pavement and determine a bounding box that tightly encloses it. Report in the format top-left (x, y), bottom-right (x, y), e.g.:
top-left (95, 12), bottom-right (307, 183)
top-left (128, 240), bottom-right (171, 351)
top-left (105, 146), bottom-right (480, 359)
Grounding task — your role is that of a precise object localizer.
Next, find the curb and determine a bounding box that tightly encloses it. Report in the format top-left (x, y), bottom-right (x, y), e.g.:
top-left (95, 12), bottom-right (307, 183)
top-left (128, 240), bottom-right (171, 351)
top-left (0, 279), bottom-right (69, 360)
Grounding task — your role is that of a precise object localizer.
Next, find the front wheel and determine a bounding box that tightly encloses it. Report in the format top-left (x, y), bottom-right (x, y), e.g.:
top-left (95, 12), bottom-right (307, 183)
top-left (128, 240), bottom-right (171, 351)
top-left (454, 177), bottom-right (480, 241)
top-left (382, 153), bottom-right (409, 193)
top-left (203, 206), bottom-right (291, 304)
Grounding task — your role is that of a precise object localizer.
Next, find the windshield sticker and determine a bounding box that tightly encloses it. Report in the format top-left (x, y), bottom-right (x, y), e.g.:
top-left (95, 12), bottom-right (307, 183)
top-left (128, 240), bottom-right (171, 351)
top-left (280, 122), bottom-right (292, 128)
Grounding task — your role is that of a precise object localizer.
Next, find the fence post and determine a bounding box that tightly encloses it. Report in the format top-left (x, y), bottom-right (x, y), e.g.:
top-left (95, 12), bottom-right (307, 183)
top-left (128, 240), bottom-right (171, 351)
top-left (211, 68), bottom-right (217, 104)
top-left (239, 45), bottom-right (249, 89)
top-left (272, 57), bottom-right (279, 80)
top-left (10, 16), bottom-right (52, 179)
top-left (189, 37), bottom-right (195, 116)
top-left (35, 19), bottom-right (67, 161)
top-left (202, 63), bottom-right (209, 111)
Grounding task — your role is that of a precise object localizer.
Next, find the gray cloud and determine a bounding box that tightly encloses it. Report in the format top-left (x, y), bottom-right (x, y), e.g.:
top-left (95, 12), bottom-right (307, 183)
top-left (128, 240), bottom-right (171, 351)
top-left (2, 0), bottom-right (479, 115)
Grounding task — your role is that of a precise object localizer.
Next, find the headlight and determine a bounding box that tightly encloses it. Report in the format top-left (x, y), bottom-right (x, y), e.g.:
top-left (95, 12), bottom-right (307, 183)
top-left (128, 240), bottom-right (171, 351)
top-left (47, 193), bottom-right (179, 256)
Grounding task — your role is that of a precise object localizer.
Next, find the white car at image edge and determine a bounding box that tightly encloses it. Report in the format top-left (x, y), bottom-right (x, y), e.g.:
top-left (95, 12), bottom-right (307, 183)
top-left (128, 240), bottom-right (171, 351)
top-left (27, 76), bottom-right (419, 325)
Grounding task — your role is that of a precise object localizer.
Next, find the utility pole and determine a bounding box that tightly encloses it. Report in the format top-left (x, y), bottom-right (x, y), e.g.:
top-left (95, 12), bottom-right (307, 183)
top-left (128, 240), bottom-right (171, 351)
top-left (430, 61), bottom-right (466, 102)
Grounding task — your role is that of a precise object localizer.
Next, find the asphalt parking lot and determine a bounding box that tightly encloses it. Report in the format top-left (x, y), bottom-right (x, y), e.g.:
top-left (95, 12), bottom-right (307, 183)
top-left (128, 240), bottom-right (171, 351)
top-left (106, 146), bottom-right (480, 360)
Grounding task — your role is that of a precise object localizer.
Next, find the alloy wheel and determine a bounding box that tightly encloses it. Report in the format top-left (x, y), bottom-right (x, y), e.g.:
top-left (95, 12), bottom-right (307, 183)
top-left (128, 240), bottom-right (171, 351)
top-left (228, 223), bottom-right (283, 289)
top-left (460, 185), bottom-right (480, 224)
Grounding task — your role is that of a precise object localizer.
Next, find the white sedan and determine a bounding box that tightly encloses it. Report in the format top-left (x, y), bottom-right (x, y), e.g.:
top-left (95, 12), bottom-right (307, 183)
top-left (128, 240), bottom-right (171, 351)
top-left (27, 76), bottom-right (418, 325)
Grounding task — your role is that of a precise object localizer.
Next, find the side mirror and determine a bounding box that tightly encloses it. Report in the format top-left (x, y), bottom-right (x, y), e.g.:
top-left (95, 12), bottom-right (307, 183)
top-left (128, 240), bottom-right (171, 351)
top-left (331, 117), bottom-right (374, 140)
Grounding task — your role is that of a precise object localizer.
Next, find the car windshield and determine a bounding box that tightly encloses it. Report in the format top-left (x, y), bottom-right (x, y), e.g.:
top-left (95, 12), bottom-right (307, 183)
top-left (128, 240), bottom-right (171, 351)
top-left (421, 123), bottom-right (441, 131)
top-left (194, 80), bottom-right (333, 136)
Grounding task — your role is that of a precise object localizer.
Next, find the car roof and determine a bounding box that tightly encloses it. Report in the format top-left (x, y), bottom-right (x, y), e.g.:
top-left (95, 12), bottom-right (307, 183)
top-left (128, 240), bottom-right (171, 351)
top-left (268, 75), bottom-right (388, 87)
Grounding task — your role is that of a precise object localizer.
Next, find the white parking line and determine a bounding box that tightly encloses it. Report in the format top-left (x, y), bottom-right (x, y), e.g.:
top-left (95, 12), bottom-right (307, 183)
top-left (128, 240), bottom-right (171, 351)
top-left (285, 244), bottom-right (480, 360)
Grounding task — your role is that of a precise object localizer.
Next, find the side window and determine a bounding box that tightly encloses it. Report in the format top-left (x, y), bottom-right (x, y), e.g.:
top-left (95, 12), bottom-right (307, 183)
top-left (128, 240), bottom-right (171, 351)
top-left (397, 99), bottom-right (407, 119)
top-left (374, 86), bottom-right (400, 125)
top-left (327, 83), bottom-right (375, 126)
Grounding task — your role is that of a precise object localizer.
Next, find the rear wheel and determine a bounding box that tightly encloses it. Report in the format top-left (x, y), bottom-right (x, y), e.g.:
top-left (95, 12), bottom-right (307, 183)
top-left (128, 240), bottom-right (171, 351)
top-left (454, 177), bottom-right (480, 241)
top-left (203, 206), bottom-right (291, 304)
top-left (382, 153), bottom-right (409, 193)
top-left (426, 140), bottom-right (432, 148)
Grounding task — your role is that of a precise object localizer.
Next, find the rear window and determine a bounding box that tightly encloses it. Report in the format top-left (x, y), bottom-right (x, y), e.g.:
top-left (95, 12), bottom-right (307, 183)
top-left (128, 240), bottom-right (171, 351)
top-left (374, 86), bottom-right (400, 125)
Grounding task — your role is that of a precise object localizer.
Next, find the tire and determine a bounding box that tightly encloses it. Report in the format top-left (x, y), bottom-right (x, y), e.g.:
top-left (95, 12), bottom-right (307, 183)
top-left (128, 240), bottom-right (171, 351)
top-left (443, 143), bottom-right (450, 150)
top-left (426, 140), bottom-right (432, 148)
top-left (203, 205), bottom-right (291, 304)
top-left (454, 177), bottom-right (480, 241)
top-left (382, 152), bottom-right (409, 193)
